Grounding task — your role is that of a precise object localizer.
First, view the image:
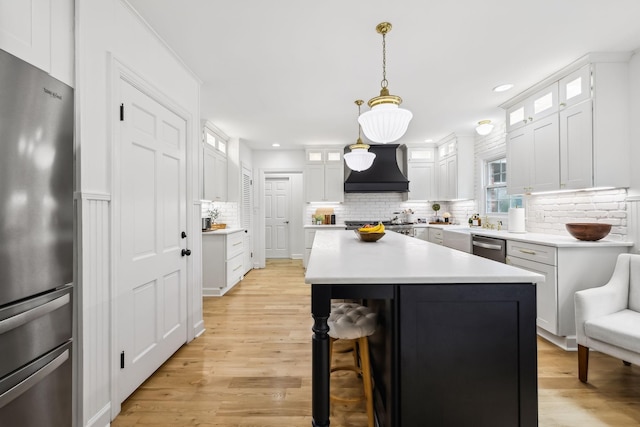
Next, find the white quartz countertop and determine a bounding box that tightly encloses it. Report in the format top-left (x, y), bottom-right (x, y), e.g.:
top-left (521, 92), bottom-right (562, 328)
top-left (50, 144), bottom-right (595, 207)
top-left (465, 228), bottom-right (633, 248)
top-left (202, 227), bottom-right (244, 235)
top-left (305, 230), bottom-right (544, 285)
top-left (303, 224), bottom-right (347, 229)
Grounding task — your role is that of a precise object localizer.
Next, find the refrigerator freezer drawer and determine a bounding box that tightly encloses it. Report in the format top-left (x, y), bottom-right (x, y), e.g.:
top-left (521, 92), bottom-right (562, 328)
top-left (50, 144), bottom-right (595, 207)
top-left (0, 342), bottom-right (72, 427)
top-left (0, 286), bottom-right (72, 379)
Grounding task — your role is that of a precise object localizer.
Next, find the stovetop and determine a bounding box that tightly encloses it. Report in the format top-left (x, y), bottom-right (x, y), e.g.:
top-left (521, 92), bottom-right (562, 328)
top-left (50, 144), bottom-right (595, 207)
top-left (344, 220), bottom-right (415, 228)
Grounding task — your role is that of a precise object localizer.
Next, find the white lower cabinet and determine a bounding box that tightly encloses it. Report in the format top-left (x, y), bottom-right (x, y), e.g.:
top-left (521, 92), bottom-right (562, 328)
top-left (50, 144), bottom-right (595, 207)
top-left (506, 240), bottom-right (627, 350)
top-left (427, 228), bottom-right (443, 245)
top-left (202, 229), bottom-right (244, 296)
top-left (414, 227), bottom-right (429, 241)
top-left (304, 226), bottom-right (345, 268)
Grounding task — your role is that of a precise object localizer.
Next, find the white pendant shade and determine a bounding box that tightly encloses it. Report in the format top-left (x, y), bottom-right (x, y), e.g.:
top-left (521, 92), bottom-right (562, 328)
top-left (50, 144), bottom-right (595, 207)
top-left (358, 103), bottom-right (413, 143)
top-left (475, 120), bottom-right (494, 136)
top-left (344, 148), bottom-right (376, 172)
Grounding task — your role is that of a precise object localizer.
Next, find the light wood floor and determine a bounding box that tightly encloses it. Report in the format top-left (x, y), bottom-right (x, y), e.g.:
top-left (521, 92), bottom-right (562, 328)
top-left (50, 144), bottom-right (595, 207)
top-left (112, 259), bottom-right (640, 426)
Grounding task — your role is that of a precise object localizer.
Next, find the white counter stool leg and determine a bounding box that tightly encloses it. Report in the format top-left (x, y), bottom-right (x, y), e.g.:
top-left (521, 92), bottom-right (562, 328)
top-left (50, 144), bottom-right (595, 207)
top-left (328, 302), bottom-right (377, 427)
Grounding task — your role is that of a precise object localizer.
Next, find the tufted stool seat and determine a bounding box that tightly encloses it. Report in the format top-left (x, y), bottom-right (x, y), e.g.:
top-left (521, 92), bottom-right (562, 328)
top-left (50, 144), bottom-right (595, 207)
top-left (328, 302), bottom-right (378, 340)
top-left (328, 302), bottom-right (377, 427)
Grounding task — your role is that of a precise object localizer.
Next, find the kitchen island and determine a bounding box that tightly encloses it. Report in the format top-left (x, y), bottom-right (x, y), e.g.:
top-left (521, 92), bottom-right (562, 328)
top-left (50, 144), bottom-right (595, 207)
top-left (305, 230), bottom-right (544, 427)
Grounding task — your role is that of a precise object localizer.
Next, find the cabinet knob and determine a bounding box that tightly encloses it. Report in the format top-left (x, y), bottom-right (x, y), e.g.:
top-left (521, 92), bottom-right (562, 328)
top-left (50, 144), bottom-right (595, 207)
top-left (560, 102), bottom-right (566, 107)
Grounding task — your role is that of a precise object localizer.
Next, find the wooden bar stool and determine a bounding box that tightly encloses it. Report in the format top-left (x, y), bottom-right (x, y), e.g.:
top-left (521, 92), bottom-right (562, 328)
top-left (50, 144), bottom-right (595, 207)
top-left (328, 302), bottom-right (377, 427)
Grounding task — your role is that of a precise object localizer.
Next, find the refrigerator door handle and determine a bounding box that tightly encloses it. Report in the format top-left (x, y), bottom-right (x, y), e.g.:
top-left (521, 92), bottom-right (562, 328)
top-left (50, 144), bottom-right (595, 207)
top-left (0, 349), bottom-right (69, 409)
top-left (0, 294), bottom-right (70, 335)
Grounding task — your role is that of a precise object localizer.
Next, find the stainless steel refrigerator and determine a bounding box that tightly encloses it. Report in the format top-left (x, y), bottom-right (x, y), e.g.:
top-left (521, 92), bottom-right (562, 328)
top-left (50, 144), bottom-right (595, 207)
top-left (0, 48), bottom-right (74, 426)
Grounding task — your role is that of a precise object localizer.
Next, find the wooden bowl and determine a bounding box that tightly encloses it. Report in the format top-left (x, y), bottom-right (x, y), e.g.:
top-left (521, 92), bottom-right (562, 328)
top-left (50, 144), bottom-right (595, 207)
top-left (355, 230), bottom-right (385, 242)
top-left (565, 223), bottom-right (611, 241)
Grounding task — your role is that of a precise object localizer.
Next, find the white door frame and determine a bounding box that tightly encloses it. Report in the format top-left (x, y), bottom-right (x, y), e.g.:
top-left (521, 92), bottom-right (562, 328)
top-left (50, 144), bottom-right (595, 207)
top-left (265, 176), bottom-right (292, 259)
top-left (255, 168), bottom-right (303, 268)
top-left (109, 56), bottom-right (196, 418)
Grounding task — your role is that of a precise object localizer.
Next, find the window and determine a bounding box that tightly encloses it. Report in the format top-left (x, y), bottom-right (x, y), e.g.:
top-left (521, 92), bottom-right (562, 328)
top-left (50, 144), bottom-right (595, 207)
top-left (485, 157), bottom-right (522, 214)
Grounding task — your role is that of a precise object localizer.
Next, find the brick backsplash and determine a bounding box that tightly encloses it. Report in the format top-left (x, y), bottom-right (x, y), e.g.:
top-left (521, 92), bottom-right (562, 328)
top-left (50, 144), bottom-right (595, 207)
top-left (525, 188), bottom-right (628, 240)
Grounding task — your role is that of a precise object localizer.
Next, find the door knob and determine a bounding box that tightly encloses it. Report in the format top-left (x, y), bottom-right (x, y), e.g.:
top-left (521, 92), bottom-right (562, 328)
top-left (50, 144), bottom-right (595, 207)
top-left (181, 249), bottom-right (192, 257)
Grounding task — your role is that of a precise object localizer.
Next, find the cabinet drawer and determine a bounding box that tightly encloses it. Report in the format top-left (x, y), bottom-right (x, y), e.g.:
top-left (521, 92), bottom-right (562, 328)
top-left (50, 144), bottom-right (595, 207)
top-left (507, 241), bottom-right (556, 266)
top-left (226, 232), bottom-right (244, 259)
top-left (429, 228), bottom-right (443, 239)
top-left (304, 230), bottom-right (316, 249)
top-left (226, 253), bottom-right (244, 288)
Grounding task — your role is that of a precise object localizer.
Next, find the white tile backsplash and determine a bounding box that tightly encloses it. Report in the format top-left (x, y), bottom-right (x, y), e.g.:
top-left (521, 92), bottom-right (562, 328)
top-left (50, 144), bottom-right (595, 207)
top-left (202, 201), bottom-right (239, 228)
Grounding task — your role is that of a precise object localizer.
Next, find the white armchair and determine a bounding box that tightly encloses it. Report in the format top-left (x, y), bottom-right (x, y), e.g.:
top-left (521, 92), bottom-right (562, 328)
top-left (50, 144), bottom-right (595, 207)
top-left (574, 253), bottom-right (640, 383)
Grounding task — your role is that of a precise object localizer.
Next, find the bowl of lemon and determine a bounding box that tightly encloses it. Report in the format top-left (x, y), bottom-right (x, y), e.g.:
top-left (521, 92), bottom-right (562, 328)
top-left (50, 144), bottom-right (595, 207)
top-left (356, 222), bottom-right (386, 242)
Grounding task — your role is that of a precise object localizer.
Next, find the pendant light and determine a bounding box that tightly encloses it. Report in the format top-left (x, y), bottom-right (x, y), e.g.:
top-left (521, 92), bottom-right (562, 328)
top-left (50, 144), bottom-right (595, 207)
top-left (358, 22), bottom-right (413, 144)
top-left (344, 100), bottom-right (376, 172)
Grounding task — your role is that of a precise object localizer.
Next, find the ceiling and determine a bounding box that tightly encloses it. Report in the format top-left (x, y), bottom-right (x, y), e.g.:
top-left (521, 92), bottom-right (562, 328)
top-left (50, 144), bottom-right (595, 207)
top-left (128, 0), bottom-right (640, 150)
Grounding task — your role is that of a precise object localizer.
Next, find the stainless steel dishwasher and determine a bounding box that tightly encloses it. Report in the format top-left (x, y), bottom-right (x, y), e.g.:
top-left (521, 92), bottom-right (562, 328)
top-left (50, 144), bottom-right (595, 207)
top-left (471, 234), bottom-right (507, 263)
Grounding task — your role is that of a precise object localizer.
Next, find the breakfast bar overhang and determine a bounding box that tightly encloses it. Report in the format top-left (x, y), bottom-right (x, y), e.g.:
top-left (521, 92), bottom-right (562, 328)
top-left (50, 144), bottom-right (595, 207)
top-left (305, 230), bottom-right (545, 427)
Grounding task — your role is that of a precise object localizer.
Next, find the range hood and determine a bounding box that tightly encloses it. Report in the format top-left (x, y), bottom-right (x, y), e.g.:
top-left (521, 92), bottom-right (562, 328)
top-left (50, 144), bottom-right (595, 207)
top-left (344, 144), bottom-right (409, 193)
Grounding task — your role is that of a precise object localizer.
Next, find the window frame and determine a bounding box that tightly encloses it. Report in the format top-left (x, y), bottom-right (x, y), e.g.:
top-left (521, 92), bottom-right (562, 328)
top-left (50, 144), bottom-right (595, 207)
top-left (478, 148), bottom-right (522, 217)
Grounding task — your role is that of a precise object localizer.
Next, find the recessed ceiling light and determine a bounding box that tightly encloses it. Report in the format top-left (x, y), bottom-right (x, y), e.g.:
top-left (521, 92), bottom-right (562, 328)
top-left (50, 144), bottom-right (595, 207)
top-left (272, 143), bottom-right (280, 147)
top-left (424, 139), bottom-right (433, 143)
top-left (493, 84), bottom-right (514, 93)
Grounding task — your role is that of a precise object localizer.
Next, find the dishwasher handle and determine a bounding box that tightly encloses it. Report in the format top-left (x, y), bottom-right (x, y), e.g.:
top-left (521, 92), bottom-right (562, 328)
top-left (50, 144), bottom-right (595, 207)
top-left (472, 241), bottom-right (503, 251)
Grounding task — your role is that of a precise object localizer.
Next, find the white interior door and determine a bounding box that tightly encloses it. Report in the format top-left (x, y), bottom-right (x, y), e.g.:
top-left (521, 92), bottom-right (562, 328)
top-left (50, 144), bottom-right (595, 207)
top-left (265, 177), bottom-right (290, 258)
top-left (242, 165), bottom-right (253, 273)
top-left (117, 79), bottom-right (188, 402)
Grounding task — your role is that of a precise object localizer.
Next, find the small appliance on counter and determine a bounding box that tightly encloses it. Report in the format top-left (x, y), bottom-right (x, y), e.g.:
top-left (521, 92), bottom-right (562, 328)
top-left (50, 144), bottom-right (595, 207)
top-left (508, 208), bottom-right (526, 233)
top-left (202, 217), bottom-right (211, 231)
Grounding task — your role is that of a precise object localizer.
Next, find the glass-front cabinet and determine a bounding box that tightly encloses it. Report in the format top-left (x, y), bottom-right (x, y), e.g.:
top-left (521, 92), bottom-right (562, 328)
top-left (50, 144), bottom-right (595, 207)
top-left (559, 65), bottom-right (591, 109)
top-left (506, 83), bottom-right (558, 132)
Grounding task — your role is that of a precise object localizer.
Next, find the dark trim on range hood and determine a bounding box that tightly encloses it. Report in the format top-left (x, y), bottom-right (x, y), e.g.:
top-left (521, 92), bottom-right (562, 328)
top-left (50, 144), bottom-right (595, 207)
top-left (344, 144), bottom-right (409, 193)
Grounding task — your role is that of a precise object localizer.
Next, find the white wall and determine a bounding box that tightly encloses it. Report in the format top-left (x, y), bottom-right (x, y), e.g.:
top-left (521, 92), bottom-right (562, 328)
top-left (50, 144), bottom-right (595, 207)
top-left (76, 1), bottom-right (202, 425)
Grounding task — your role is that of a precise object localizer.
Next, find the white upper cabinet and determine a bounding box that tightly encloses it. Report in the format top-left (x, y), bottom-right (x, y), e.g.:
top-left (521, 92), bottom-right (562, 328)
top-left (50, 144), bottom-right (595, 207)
top-left (559, 65), bottom-right (591, 109)
top-left (304, 147), bottom-right (344, 202)
top-left (406, 146), bottom-right (436, 201)
top-left (502, 53), bottom-right (631, 193)
top-left (203, 122), bottom-right (228, 202)
top-left (559, 100), bottom-right (593, 190)
top-left (506, 83), bottom-right (558, 132)
top-left (0, 0), bottom-right (74, 86)
top-left (434, 135), bottom-right (473, 201)
top-left (507, 115), bottom-right (560, 194)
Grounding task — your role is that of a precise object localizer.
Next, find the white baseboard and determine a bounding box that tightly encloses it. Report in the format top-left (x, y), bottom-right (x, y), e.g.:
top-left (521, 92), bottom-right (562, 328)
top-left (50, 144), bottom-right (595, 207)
top-left (537, 327), bottom-right (577, 351)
